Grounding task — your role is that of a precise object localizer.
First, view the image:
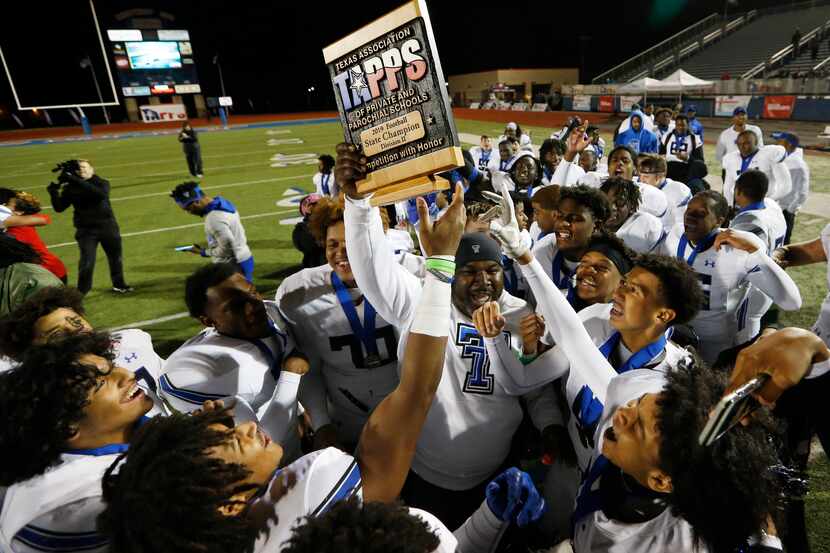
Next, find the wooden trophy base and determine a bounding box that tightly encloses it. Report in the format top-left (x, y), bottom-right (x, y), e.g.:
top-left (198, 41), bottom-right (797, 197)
top-left (362, 174), bottom-right (450, 207)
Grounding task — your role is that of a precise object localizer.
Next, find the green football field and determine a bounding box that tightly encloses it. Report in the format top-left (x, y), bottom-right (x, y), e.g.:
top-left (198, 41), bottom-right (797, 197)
top-left (0, 117), bottom-right (828, 547)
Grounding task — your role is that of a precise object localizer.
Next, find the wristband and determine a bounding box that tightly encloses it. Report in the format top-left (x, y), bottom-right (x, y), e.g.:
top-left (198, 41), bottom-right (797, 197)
top-left (425, 256), bottom-right (456, 275)
top-left (410, 261), bottom-right (453, 338)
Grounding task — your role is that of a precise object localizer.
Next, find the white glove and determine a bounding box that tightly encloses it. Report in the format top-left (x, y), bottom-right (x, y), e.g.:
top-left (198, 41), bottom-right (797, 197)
top-left (486, 176), bottom-right (529, 259)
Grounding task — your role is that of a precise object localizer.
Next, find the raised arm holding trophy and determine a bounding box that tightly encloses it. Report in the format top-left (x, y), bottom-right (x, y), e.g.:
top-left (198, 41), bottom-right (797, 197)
top-left (323, 0), bottom-right (463, 206)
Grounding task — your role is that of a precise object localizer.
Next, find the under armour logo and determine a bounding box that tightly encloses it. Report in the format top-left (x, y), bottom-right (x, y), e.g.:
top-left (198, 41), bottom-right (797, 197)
top-left (472, 245), bottom-right (480, 253)
top-left (123, 352), bottom-right (138, 363)
top-left (704, 260), bottom-right (716, 268)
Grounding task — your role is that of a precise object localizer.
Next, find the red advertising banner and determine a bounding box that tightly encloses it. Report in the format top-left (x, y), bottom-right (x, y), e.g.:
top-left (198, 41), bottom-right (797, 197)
top-left (599, 96), bottom-right (614, 112)
top-left (763, 96), bottom-right (796, 119)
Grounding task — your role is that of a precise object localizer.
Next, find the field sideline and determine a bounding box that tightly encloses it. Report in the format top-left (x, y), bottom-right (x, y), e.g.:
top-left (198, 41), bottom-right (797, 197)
top-left (1, 118), bottom-right (827, 547)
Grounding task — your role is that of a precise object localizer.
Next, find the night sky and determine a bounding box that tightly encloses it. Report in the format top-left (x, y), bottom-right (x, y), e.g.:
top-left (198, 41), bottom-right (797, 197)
top-left (0, 0), bottom-right (784, 120)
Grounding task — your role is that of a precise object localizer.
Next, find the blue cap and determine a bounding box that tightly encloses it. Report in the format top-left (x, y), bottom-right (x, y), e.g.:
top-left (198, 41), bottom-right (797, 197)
top-left (171, 184), bottom-right (204, 207)
top-left (771, 131), bottom-right (799, 147)
top-left (732, 106), bottom-right (747, 115)
top-left (686, 104), bottom-right (697, 112)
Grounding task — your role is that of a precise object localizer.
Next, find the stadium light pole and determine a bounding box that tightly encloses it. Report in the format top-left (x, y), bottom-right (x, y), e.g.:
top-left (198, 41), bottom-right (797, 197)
top-left (213, 54), bottom-right (227, 97)
top-left (80, 56), bottom-right (110, 125)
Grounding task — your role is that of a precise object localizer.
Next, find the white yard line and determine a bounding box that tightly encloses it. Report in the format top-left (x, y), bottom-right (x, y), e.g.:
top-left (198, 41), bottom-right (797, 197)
top-left (40, 173), bottom-right (314, 210)
top-left (47, 208), bottom-right (298, 248)
top-left (109, 312), bottom-right (190, 331)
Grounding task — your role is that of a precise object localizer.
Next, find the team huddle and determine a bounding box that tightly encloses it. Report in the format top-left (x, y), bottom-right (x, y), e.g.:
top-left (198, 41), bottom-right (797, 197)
top-left (1, 111), bottom-right (830, 553)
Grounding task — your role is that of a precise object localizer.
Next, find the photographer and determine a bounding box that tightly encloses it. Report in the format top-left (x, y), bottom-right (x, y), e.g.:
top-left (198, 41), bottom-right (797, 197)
top-left (178, 121), bottom-right (203, 178)
top-left (48, 159), bottom-right (132, 295)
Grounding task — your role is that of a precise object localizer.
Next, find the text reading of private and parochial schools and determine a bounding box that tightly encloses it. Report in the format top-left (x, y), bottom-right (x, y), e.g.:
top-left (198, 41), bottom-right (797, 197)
top-left (335, 27), bottom-right (415, 71)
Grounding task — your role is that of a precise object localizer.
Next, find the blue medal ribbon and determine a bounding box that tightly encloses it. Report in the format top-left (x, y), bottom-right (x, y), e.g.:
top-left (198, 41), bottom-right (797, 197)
top-left (543, 166), bottom-right (553, 183)
top-left (502, 255), bottom-right (518, 295)
top-left (676, 230), bottom-right (719, 266)
top-left (739, 151), bottom-right (757, 175)
top-left (331, 272), bottom-right (379, 357)
top-left (737, 201), bottom-right (766, 214)
top-left (321, 173), bottom-right (331, 196)
top-left (598, 332), bottom-right (667, 374)
top-left (551, 250), bottom-right (576, 305)
top-left (572, 454), bottom-right (611, 530)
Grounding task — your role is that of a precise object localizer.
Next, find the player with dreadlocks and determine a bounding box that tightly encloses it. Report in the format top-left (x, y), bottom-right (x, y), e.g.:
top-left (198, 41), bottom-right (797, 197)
top-left (0, 332), bottom-right (156, 553)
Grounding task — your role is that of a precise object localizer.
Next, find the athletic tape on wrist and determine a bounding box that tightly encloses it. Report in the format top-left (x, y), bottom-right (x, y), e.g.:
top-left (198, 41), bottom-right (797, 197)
top-left (424, 257), bottom-right (455, 282)
top-left (411, 265), bottom-right (453, 337)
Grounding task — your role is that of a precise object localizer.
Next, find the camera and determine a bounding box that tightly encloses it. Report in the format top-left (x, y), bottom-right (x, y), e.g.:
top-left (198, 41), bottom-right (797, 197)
top-left (51, 160), bottom-right (81, 184)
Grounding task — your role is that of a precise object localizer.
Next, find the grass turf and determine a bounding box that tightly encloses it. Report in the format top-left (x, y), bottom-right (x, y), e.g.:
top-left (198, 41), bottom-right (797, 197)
top-left (1, 117), bottom-right (828, 545)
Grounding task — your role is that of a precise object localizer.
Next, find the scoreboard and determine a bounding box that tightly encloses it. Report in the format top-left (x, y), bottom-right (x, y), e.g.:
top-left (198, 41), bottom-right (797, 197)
top-left (107, 29), bottom-right (200, 97)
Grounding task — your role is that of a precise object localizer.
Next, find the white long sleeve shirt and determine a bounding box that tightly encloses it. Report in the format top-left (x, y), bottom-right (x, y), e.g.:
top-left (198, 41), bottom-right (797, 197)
top-left (715, 124), bottom-right (764, 165)
top-left (514, 259), bottom-right (704, 552)
top-left (204, 209), bottom-right (252, 264)
top-left (344, 195), bottom-right (549, 490)
top-left (778, 148), bottom-right (811, 213)
top-left (722, 145), bottom-right (792, 205)
top-left (658, 226), bottom-right (801, 363)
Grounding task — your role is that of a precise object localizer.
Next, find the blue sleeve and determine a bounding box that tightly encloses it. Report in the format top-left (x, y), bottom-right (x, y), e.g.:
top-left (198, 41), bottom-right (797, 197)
top-left (646, 132), bottom-right (659, 153)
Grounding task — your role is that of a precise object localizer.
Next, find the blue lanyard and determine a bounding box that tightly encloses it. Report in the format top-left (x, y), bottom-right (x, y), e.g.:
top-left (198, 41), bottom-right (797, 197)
top-left (676, 230), bottom-right (718, 266)
top-left (551, 250), bottom-right (576, 304)
top-left (481, 150), bottom-right (491, 163)
top-left (321, 173), bottom-right (331, 196)
top-left (246, 335), bottom-right (283, 380)
top-left (598, 332), bottom-right (667, 374)
top-left (331, 272), bottom-right (378, 355)
top-left (543, 167), bottom-right (553, 182)
top-left (739, 152), bottom-right (757, 174)
top-left (572, 454), bottom-right (611, 529)
top-left (502, 255), bottom-right (518, 295)
top-left (737, 201), bottom-right (765, 214)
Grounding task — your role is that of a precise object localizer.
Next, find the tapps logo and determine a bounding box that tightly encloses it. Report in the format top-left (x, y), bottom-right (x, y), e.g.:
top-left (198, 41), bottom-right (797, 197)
top-left (332, 38), bottom-right (428, 112)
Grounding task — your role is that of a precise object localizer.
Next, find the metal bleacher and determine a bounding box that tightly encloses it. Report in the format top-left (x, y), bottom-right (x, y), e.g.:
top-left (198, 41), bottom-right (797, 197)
top-left (593, 1), bottom-right (830, 84)
top-left (679, 4), bottom-right (830, 80)
top-left (778, 42), bottom-right (830, 76)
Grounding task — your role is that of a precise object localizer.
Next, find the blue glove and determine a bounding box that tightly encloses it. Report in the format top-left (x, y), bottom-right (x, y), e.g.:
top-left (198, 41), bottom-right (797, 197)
top-left (485, 467), bottom-right (546, 527)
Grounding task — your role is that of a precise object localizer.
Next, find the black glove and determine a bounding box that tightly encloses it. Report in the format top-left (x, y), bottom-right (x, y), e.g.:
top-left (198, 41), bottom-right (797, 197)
top-left (47, 181), bottom-right (62, 193)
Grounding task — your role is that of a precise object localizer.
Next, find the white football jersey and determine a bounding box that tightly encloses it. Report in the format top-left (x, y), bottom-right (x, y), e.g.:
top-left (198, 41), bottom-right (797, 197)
top-left (469, 146), bottom-right (497, 173)
top-left (634, 182), bottom-right (670, 221)
top-left (312, 172), bottom-right (339, 197)
top-left (659, 227), bottom-right (801, 363)
top-left (615, 211), bottom-right (666, 253)
top-left (251, 447), bottom-right (503, 553)
top-left (715, 124), bottom-right (764, 165)
top-left (730, 201), bottom-right (787, 256)
top-left (722, 145), bottom-right (792, 204)
top-left (276, 265), bottom-right (400, 444)
top-left (662, 132), bottom-right (700, 164)
top-left (655, 178), bottom-right (692, 228)
top-left (1, 453), bottom-right (120, 553)
top-left (778, 148), bottom-right (810, 213)
top-left (159, 303), bottom-right (292, 413)
top-left (345, 196), bottom-right (543, 490)
top-left (813, 224), bottom-right (830, 348)
top-left (729, 202), bottom-right (788, 345)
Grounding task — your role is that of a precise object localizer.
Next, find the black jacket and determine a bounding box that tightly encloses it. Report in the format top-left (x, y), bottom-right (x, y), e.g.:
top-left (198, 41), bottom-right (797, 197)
top-left (49, 174), bottom-right (117, 229)
top-left (178, 128), bottom-right (199, 149)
